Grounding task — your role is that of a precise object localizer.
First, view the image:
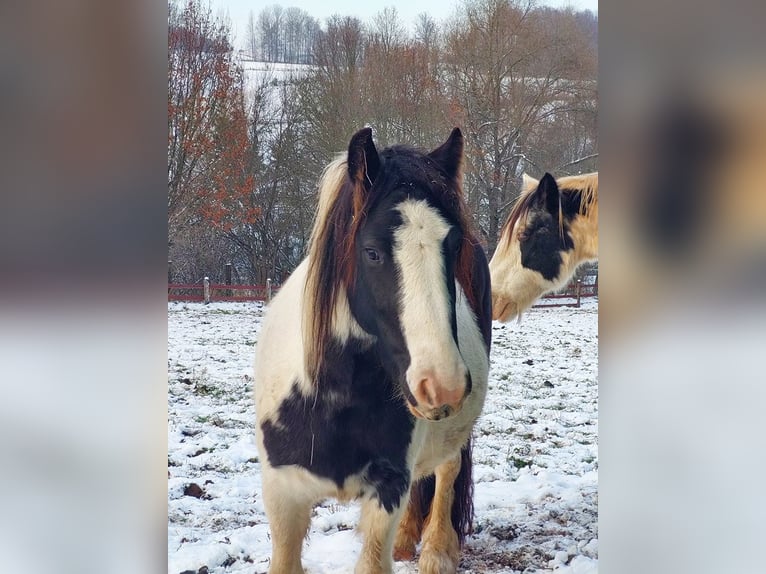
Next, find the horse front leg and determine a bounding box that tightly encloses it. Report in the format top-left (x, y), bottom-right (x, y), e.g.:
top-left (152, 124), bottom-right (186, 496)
top-left (418, 454), bottom-right (462, 574)
top-left (262, 470), bottom-right (312, 574)
top-left (356, 495), bottom-right (409, 574)
top-left (356, 458), bottom-right (411, 574)
top-left (392, 492), bottom-right (423, 561)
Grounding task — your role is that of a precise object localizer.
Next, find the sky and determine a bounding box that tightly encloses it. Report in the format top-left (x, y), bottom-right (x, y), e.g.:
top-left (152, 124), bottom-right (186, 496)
top-left (208, 0), bottom-right (598, 50)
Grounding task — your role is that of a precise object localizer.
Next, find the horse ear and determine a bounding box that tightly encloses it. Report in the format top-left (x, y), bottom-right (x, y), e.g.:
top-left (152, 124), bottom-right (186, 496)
top-left (347, 127), bottom-right (380, 188)
top-left (522, 173), bottom-right (539, 191)
top-left (428, 127), bottom-right (463, 180)
top-left (534, 172), bottom-right (561, 217)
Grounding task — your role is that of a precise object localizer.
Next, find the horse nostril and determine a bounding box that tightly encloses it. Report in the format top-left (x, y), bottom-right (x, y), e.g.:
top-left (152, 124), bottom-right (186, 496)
top-left (428, 404), bottom-right (453, 421)
top-left (465, 373), bottom-right (473, 396)
top-left (420, 378), bottom-right (438, 406)
top-left (410, 369), bottom-right (468, 415)
top-left (403, 385), bottom-right (419, 408)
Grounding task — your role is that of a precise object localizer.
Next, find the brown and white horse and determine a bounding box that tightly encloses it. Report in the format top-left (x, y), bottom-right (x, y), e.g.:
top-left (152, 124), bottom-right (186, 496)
top-left (490, 172), bottom-right (598, 322)
top-left (254, 128), bottom-right (492, 573)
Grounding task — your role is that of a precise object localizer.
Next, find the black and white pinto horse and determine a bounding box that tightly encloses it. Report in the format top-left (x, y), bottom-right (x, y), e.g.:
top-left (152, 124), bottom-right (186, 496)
top-left (489, 172), bottom-right (598, 322)
top-left (254, 128), bottom-right (492, 573)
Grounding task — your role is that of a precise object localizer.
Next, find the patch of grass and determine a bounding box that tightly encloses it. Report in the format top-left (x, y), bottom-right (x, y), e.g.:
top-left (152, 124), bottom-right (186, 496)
top-left (194, 381), bottom-right (226, 398)
top-left (509, 456), bottom-right (532, 470)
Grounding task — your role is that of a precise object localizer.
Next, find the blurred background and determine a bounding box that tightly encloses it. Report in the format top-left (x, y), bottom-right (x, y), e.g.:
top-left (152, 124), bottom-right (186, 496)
top-left (600, 1), bottom-right (766, 572)
top-left (0, 0), bottom-right (764, 572)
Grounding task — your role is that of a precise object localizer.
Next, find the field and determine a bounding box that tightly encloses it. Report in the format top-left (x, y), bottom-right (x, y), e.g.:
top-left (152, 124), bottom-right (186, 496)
top-left (168, 298), bottom-right (598, 573)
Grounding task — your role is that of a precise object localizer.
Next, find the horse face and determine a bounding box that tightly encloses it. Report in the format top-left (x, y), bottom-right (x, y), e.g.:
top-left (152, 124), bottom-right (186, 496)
top-left (490, 173), bottom-right (575, 322)
top-left (346, 130), bottom-right (471, 421)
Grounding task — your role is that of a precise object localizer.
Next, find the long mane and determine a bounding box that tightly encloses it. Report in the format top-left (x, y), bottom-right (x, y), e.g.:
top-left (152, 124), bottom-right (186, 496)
top-left (500, 172), bottom-right (598, 246)
top-left (302, 155), bottom-right (359, 382)
top-left (302, 149), bottom-right (480, 383)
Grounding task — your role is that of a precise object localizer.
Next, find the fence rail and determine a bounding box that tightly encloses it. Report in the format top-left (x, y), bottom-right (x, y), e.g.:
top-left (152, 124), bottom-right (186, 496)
top-left (533, 274), bottom-right (598, 309)
top-left (168, 273), bottom-right (597, 308)
top-left (168, 278), bottom-right (279, 302)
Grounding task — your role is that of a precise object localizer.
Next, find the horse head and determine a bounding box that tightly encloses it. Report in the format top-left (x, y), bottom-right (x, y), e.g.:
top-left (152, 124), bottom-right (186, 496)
top-left (307, 127), bottom-right (476, 421)
top-left (490, 172), bottom-right (598, 322)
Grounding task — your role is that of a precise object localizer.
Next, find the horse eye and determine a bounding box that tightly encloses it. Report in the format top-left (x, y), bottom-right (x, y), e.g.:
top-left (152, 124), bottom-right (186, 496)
top-left (365, 248), bottom-right (381, 262)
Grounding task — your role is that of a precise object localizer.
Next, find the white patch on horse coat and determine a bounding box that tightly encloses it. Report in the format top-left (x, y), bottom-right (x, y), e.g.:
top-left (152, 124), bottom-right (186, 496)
top-left (254, 259), bottom-right (311, 425)
top-left (393, 199), bottom-right (468, 402)
top-left (254, 260), bottom-right (373, 424)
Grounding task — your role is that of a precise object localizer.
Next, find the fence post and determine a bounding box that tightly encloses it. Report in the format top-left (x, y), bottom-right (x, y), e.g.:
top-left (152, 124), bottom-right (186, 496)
top-left (203, 276), bottom-right (210, 304)
top-left (224, 263), bottom-right (232, 297)
top-left (168, 261), bottom-right (172, 284)
top-left (576, 279), bottom-right (582, 308)
top-left (266, 278), bottom-right (272, 302)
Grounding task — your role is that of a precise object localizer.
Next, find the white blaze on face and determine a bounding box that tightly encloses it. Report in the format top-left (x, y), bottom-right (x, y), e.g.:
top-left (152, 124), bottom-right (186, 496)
top-left (393, 199), bottom-right (468, 415)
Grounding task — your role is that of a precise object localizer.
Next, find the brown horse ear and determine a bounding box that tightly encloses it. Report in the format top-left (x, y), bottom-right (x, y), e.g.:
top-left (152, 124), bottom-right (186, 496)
top-left (428, 127), bottom-right (463, 181)
top-left (534, 172), bottom-right (561, 217)
top-left (347, 127), bottom-right (380, 189)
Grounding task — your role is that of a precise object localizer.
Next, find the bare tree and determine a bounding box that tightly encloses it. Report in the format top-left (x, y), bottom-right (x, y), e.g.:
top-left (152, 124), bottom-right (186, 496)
top-left (415, 13), bottom-right (439, 51)
top-left (442, 0), bottom-right (597, 251)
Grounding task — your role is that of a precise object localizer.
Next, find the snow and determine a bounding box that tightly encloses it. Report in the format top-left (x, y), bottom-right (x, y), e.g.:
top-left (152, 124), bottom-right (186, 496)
top-left (168, 298), bottom-right (598, 573)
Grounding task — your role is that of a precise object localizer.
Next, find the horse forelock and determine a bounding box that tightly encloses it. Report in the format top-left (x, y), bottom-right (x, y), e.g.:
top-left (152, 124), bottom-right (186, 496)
top-left (500, 185), bottom-right (539, 248)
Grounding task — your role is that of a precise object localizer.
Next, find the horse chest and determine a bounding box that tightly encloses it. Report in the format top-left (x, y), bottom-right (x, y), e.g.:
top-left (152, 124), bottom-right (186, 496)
top-left (260, 349), bottom-right (416, 503)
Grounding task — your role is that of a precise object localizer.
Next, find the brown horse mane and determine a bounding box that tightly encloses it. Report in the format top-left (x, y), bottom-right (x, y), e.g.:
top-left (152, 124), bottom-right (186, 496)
top-left (302, 150), bottom-right (480, 383)
top-left (500, 172), bottom-right (598, 246)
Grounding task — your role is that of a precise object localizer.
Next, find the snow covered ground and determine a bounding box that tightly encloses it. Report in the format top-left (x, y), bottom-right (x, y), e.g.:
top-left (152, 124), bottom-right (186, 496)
top-left (168, 298), bottom-right (598, 573)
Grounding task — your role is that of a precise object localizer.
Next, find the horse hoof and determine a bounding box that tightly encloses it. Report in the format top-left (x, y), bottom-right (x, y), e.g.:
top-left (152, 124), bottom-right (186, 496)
top-left (393, 545), bottom-right (416, 561)
top-left (418, 547), bottom-right (459, 574)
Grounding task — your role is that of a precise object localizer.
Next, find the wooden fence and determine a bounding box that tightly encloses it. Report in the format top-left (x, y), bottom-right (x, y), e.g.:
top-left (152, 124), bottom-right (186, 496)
top-left (168, 273), bottom-right (597, 307)
top-left (168, 278), bottom-right (279, 303)
top-left (533, 273), bottom-right (598, 309)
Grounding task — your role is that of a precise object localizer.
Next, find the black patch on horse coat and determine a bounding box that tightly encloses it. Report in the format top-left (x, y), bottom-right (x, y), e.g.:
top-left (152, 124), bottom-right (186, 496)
top-left (517, 177), bottom-right (582, 282)
top-left (261, 338), bottom-right (414, 512)
top-left (519, 211), bottom-right (575, 281)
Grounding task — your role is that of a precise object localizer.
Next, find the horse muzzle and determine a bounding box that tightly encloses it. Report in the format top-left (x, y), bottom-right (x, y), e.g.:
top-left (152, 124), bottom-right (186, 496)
top-left (492, 293), bottom-right (519, 322)
top-left (405, 370), bottom-right (471, 421)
